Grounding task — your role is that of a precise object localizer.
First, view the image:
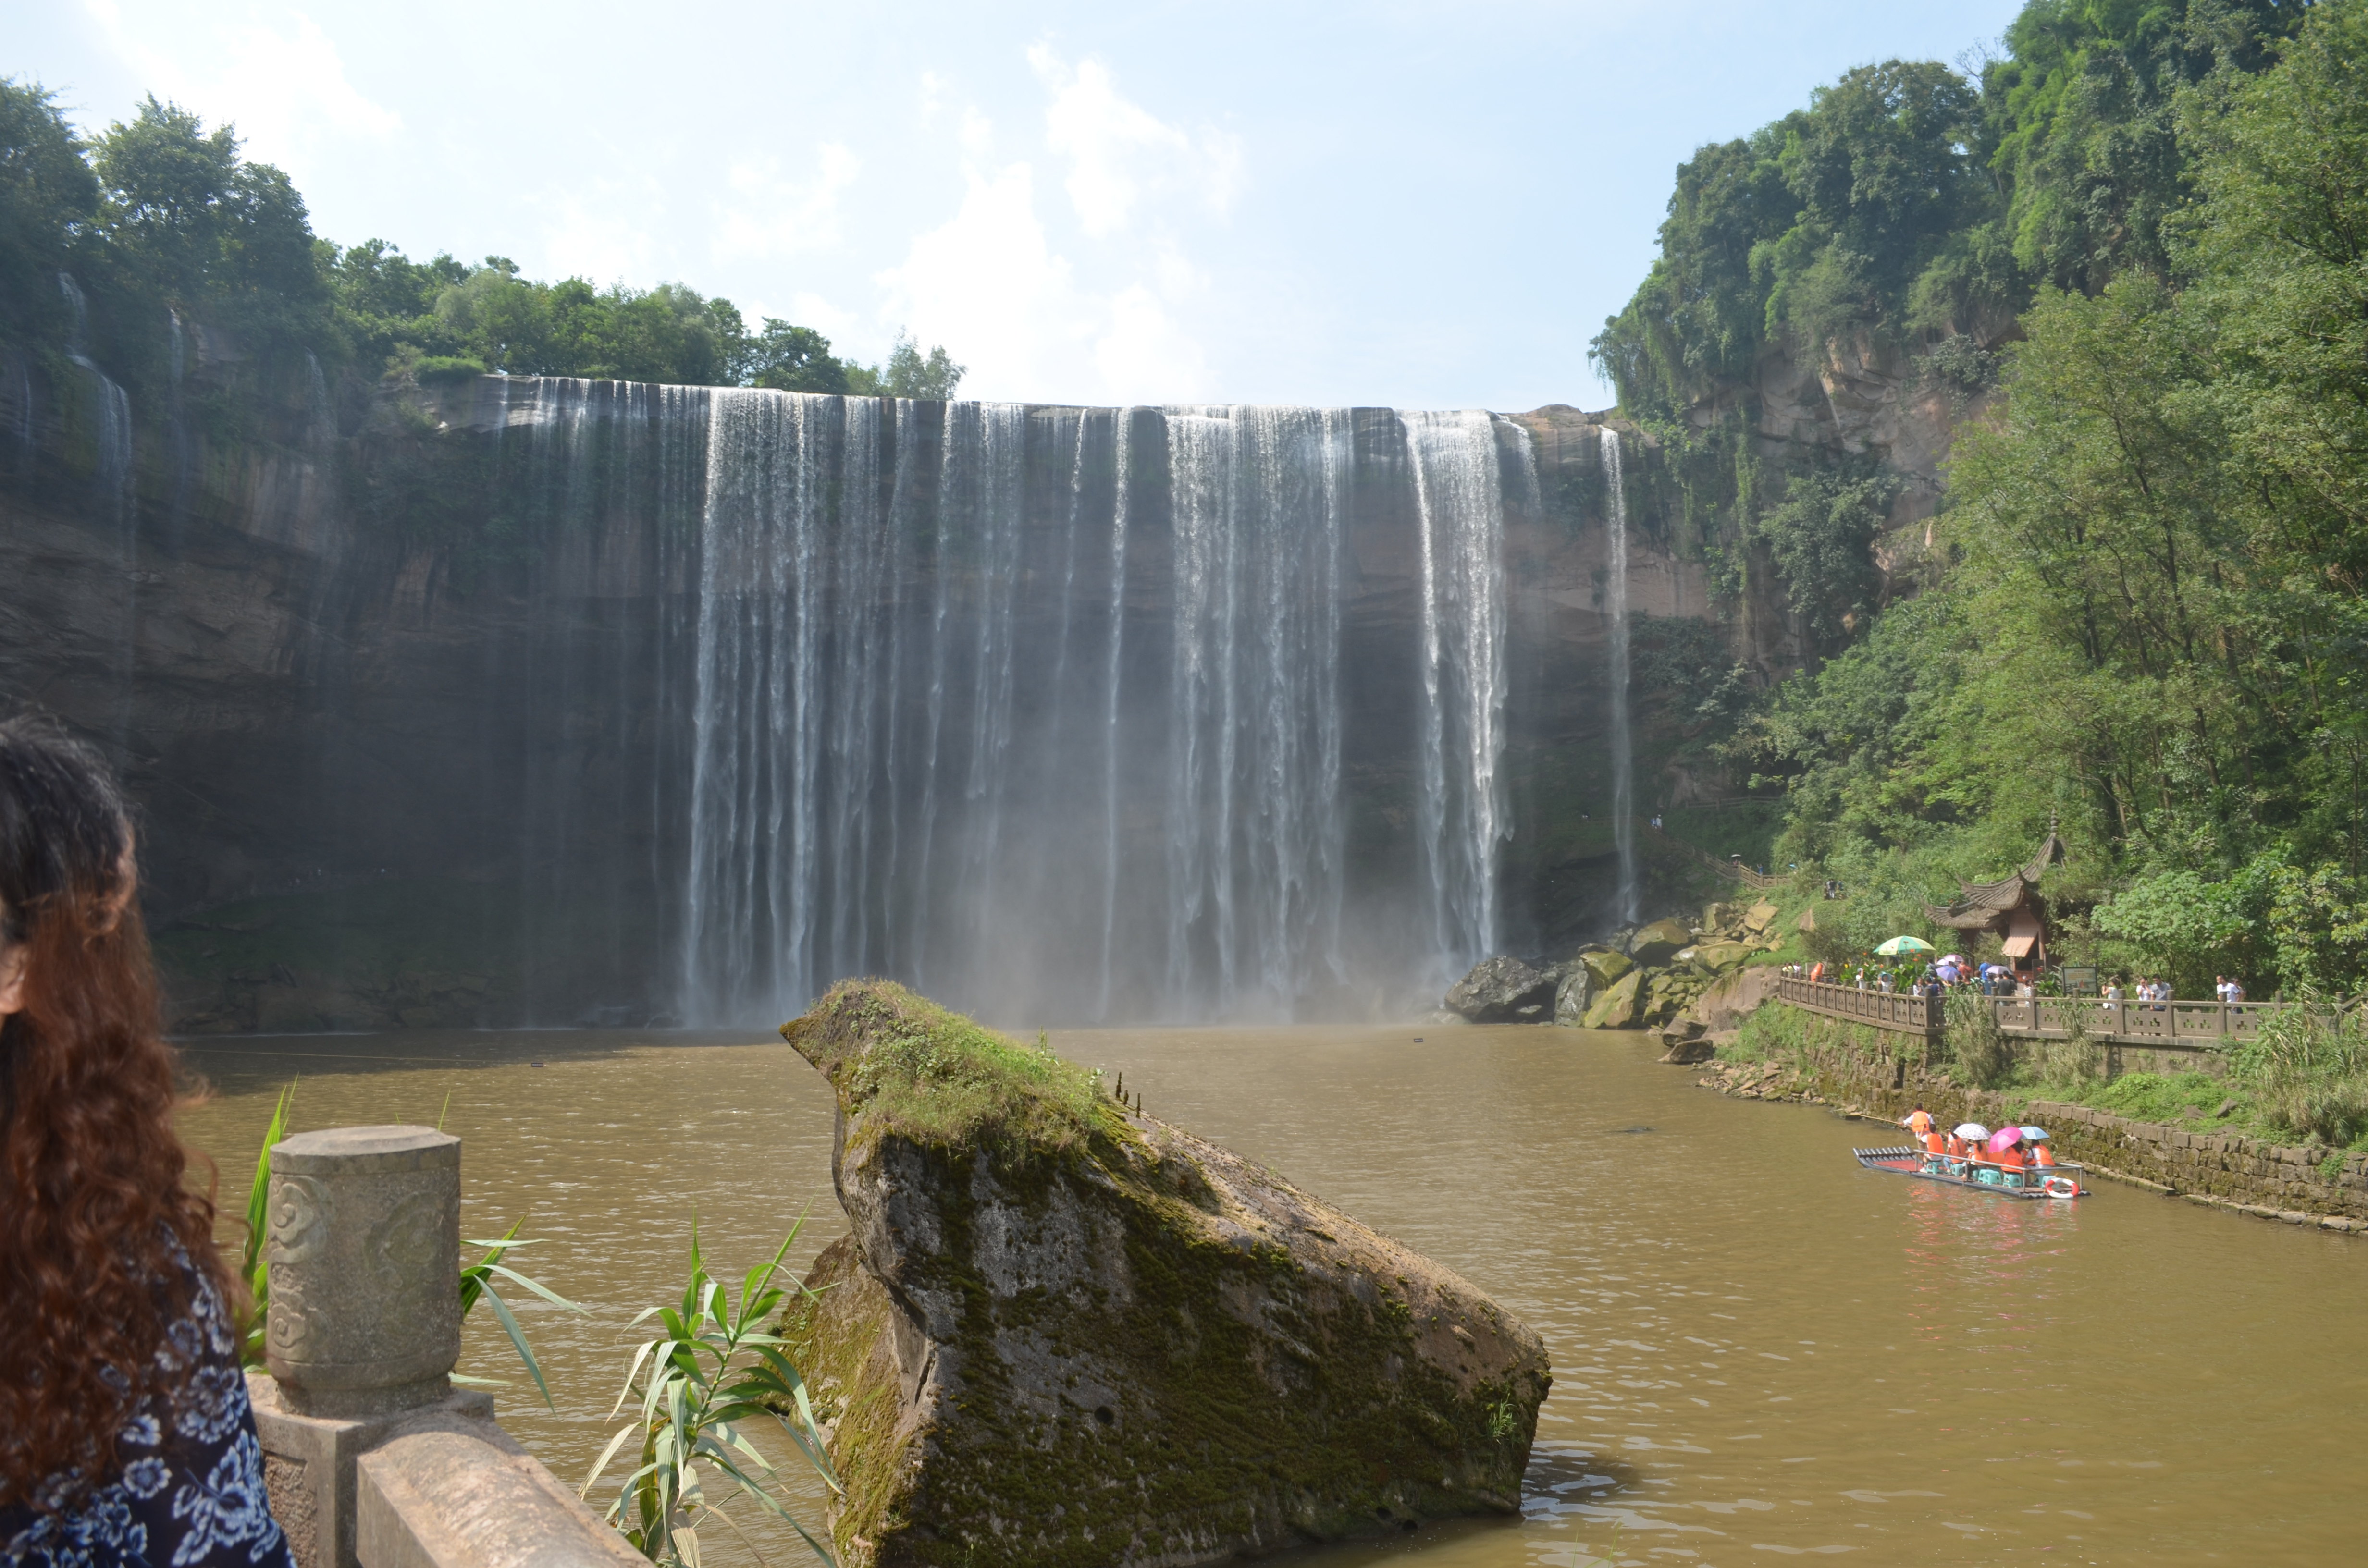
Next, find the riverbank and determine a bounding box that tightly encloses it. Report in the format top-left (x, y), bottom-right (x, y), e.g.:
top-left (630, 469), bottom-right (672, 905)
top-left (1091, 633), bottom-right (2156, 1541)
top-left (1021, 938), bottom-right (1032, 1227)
top-left (1701, 1005), bottom-right (2368, 1234)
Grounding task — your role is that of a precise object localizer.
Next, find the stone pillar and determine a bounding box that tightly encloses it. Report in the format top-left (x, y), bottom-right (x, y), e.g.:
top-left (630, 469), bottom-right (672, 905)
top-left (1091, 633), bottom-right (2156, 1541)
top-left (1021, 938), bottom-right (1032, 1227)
top-left (251, 1127), bottom-right (490, 1568)
top-left (267, 1126), bottom-right (463, 1415)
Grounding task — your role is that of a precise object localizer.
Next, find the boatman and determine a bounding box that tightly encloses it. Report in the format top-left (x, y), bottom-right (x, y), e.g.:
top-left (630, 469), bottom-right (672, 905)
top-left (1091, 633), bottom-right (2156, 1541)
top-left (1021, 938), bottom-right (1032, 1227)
top-left (1901, 1104), bottom-right (1933, 1140)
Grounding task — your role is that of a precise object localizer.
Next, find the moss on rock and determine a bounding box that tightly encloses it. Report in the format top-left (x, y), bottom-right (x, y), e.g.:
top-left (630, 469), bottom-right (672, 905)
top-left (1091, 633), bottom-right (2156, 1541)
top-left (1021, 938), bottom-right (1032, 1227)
top-left (776, 980), bottom-right (1552, 1568)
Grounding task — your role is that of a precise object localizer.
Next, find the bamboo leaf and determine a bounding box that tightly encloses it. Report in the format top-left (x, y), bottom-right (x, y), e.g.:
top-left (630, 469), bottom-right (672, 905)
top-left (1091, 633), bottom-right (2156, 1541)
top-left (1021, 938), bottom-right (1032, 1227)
top-left (581, 1422), bottom-right (642, 1496)
top-left (478, 1283), bottom-right (558, 1411)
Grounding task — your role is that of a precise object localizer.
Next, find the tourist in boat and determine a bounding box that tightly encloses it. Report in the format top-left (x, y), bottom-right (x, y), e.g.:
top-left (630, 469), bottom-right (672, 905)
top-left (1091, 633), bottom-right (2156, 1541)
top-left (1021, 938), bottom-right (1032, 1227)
top-left (1995, 1137), bottom-right (2030, 1184)
top-left (0, 719), bottom-right (295, 1568)
top-left (1902, 1104), bottom-right (1933, 1140)
top-left (2031, 1135), bottom-right (2057, 1169)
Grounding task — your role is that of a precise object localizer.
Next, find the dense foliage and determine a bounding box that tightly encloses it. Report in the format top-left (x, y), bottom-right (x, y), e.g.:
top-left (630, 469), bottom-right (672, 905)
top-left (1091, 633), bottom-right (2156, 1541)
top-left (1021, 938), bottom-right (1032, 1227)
top-left (1610, 0), bottom-right (2368, 998)
top-left (0, 82), bottom-right (962, 407)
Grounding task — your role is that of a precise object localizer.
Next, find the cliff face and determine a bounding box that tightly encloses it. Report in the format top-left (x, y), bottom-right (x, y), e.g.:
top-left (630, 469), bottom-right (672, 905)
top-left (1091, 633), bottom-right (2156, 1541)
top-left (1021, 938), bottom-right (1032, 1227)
top-left (0, 353), bottom-right (1789, 1025)
top-left (777, 981), bottom-right (1550, 1567)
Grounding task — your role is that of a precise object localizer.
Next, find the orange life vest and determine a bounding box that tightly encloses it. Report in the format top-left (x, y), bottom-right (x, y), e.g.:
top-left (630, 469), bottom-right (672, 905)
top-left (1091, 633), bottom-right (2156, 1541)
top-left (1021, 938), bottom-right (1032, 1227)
top-left (2033, 1145), bottom-right (2056, 1167)
top-left (1996, 1145), bottom-right (2027, 1170)
top-left (1922, 1130), bottom-right (1946, 1155)
top-left (1906, 1109), bottom-right (1933, 1136)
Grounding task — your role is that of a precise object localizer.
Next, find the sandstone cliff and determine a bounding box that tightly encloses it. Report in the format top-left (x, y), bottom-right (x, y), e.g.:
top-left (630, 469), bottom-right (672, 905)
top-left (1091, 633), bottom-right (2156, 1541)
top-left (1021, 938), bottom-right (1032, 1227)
top-left (777, 981), bottom-right (1551, 1566)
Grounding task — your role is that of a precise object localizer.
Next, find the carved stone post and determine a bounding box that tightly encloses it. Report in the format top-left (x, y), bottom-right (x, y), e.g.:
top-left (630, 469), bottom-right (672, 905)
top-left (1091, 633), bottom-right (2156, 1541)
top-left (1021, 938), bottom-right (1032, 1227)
top-left (249, 1127), bottom-right (490, 1568)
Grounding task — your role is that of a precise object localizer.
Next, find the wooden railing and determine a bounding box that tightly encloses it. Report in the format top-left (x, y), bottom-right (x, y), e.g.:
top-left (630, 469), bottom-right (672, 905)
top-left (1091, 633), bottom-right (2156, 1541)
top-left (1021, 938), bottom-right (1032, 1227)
top-left (1777, 977), bottom-right (2324, 1048)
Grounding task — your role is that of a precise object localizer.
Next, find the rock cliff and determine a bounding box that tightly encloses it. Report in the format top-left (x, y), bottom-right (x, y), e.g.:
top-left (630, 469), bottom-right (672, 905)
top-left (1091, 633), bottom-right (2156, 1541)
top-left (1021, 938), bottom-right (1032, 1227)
top-left (777, 980), bottom-right (1551, 1566)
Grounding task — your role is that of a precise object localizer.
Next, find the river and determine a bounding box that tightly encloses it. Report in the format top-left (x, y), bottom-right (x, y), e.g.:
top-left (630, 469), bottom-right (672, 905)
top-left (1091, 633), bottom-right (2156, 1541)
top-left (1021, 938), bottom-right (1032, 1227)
top-left (177, 1024), bottom-right (2368, 1567)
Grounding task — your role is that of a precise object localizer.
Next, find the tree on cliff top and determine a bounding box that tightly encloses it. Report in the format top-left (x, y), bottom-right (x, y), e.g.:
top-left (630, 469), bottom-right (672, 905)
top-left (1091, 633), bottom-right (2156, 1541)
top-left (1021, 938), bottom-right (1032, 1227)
top-left (0, 80), bottom-right (963, 404)
top-left (0, 79), bottom-right (99, 351)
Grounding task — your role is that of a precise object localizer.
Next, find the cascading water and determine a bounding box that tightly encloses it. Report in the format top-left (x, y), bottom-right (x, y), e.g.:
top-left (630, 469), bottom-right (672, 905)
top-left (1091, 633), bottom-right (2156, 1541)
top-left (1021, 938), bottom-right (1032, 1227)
top-left (505, 383), bottom-right (1521, 1026)
top-left (1600, 426), bottom-right (1639, 925)
top-left (56, 274), bottom-right (133, 526)
top-left (1403, 410), bottom-right (1509, 983)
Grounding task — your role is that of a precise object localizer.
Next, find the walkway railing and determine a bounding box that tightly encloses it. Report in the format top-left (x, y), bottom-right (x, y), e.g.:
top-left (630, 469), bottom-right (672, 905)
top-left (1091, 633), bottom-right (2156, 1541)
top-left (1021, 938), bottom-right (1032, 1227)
top-left (1642, 819), bottom-right (1780, 889)
top-left (1777, 977), bottom-right (2321, 1049)
top-left (1776, 977), bottom-right (1939, 1039)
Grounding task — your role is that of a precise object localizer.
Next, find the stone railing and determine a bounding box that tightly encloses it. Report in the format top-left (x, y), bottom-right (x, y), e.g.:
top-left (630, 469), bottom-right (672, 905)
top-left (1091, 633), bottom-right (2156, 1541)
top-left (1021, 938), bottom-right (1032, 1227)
top-left (1777, 977), bottom-right (2341, 1059)
top-left (1775, 977), bottom-right (1941, 1040)
top-left (249, 1126), bottom-right (640, 1568)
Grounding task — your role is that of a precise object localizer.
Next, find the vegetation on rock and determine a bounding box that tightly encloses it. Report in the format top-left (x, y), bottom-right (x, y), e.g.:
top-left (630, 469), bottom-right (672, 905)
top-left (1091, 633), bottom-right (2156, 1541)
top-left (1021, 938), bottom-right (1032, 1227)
top-left (782, 979), bottom-right (1109, 1154)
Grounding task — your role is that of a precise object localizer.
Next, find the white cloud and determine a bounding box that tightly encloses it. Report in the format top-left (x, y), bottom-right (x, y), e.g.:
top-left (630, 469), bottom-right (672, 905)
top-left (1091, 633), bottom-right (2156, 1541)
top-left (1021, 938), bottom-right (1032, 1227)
top-left (876, 160), bottom-right (1089, 398)
top-left (1096, 284), bottom-right (1209, 403)
top-left (538, 186), bottom-right (663, 286)
top-left (870, 53), bottom-right (1239, 403)
top-left (79, 4), bottom-right (400, 173)
top-left (715, 143), bottom-right (860, 261)
top-left (1029, 46), bottom-right (1240, 238)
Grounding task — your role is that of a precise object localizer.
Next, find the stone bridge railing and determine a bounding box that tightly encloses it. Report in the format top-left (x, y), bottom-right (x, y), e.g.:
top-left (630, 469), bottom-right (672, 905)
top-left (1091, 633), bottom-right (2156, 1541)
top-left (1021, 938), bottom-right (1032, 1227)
top-left (248, 1127), bottom-right (639, 1568)
top-left (1775, 977), bottom-right (2344, 1076)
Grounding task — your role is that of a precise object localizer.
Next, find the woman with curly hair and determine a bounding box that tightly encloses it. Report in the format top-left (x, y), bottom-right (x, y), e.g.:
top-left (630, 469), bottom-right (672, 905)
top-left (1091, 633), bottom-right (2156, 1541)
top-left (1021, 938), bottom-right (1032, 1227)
top-left (0, 718), bottom-right (292, 1568)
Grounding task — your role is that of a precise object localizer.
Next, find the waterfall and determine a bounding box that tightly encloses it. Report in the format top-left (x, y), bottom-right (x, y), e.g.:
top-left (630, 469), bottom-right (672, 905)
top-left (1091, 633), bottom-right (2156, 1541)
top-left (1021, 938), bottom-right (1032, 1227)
top-left (55, 274), bottom-right (133, 526)
top-left (505, 385), bottom-right (1516, 1026)
top-left (1601, 426), bottom-right (1638, 926)
top-left (1403, 410), bottom-right (1511, 986)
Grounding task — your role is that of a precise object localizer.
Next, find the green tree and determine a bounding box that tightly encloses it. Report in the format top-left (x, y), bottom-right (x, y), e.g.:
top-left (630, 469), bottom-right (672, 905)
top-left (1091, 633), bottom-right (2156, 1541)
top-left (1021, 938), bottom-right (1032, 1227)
top-left (746, 318), bottom-right (848, 393)
top-left (91, 97), bottom-right (328, 337)
top-left (0, 77), bottom-right (99, 347)
top-left (879, 331), bottom-right (965, 399)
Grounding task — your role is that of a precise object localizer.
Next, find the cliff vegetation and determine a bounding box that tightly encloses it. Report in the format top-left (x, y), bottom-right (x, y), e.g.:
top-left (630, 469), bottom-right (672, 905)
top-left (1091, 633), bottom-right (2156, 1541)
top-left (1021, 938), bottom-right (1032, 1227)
top-left (0, 79), bottom-right (962, 424)
top-left (1603, 0), bottom-right (2368, 998)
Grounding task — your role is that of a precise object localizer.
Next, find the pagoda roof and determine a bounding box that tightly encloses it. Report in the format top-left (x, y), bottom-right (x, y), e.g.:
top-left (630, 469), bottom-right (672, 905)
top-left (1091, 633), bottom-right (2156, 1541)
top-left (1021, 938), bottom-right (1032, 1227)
top-left (1922, 830), bottom-right (2065, 932)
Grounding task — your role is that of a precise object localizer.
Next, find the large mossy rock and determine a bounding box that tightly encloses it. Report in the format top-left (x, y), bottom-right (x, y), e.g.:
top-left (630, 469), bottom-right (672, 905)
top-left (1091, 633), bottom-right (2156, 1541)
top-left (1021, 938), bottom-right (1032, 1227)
top-left (1442, 955), bottom-right (1556, 1022)
top-left (1628, 919), bottom-right (1694, 967)
top-left (777, 981), bottom-right (1551, 1568)
top-left (1577, 947), bottom-right (1633, 991)
top-left (1580, 968), bottom-right (1645, 1029)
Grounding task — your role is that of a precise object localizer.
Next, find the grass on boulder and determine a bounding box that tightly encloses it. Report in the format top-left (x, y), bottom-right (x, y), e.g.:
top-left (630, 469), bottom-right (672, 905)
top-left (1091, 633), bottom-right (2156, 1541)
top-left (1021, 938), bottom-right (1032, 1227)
top-left (782, 979), bottom-right (1112, 1153)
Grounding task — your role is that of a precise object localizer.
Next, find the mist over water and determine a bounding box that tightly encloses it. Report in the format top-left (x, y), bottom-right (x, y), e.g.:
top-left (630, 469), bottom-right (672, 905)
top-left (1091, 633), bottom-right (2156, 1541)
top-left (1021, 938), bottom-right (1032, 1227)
top-left (498, 382), bottom-right (1520, 1026)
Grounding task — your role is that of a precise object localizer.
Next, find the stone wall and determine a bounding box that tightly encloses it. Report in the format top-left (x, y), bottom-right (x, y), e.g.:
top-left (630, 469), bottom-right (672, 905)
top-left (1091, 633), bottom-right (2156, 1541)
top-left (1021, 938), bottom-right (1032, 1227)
top-left (1696, 1023), bottom-right (2368, 1236)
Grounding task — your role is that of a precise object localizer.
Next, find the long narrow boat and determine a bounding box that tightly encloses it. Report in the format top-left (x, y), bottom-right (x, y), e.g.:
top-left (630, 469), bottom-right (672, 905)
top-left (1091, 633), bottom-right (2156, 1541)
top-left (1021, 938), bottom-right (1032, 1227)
top-left (1852, 1146), bottom-right (2085, 1200)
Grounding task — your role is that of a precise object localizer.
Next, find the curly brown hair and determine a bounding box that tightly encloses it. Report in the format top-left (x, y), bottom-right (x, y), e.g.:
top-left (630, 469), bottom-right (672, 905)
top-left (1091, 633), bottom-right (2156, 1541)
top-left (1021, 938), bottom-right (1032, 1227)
top-left (0, 718), bottom-right (226, 1507)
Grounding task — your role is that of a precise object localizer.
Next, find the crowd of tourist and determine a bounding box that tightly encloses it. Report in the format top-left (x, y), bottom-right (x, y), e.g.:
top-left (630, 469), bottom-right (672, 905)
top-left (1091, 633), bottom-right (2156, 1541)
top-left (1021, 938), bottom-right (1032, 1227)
top-left (1786, 960), bottom-right (2248, 1006)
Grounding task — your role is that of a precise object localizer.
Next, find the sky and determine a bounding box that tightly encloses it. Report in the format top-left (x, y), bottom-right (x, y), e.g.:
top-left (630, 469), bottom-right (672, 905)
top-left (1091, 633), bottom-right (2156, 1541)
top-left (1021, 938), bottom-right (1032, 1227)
top-left (10, 0), bottom-right (2027, 410)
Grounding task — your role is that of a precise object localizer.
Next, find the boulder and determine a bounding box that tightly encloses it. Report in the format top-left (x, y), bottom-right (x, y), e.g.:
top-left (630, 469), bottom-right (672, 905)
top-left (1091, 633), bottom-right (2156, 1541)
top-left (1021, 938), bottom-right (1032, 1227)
top-left (777, 981), bottom-right (1552, 1568)
top-left (1581, 968), bottom-right (1645, 1029)
top-left (1553, 969), bottom-right (1592, 1026)
top-left (1578, 947), bottom-right (1634, 991)
top-left (1691, 941), bottom-right (1753, 974)
top-left (1689, 964), bottom-right (1782, 1033)
top-left (1443, 955), bottom-right (1557, 1023)
top-left (1742, 900), bottom-right (1780, 935)
top-left (1629, 919), bottom-right (1693, 967)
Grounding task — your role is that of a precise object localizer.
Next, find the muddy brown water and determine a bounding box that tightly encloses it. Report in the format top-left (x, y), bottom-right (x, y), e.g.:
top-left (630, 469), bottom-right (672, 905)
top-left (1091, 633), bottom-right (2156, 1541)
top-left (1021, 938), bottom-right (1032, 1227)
top-left (176, 1024), bottom-right (2368, 1568)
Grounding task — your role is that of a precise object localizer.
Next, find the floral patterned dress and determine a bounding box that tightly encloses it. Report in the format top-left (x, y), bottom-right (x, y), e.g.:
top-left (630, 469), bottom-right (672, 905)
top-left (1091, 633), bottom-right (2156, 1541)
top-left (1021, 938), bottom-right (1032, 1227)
top-left (2, 1261), bottom-right (293, 1568)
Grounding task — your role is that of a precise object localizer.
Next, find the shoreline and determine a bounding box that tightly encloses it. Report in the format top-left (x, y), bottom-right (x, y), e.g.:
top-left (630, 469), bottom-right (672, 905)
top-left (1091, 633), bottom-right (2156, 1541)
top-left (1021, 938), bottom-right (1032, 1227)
top-left (1692, 1027), bottom-right (2368, 1238)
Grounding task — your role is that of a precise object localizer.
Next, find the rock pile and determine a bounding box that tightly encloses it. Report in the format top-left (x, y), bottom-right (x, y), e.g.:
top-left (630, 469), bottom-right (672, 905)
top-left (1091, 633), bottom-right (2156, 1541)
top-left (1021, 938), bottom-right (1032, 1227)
top-left (1439, 897), bottom-right (1788, 1042)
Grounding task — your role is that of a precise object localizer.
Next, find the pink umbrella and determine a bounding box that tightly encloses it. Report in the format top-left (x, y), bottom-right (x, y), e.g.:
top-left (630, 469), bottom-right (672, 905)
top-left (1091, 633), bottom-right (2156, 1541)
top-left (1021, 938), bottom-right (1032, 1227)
top-left (1988, 1126), bottom-right (2024, 1153)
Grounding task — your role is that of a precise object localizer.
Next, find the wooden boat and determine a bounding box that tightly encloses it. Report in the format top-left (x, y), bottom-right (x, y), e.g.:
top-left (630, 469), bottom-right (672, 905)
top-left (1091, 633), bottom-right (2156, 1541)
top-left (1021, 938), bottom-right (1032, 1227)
top-left (1852, 1146), bottom-right (2085, 1199)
